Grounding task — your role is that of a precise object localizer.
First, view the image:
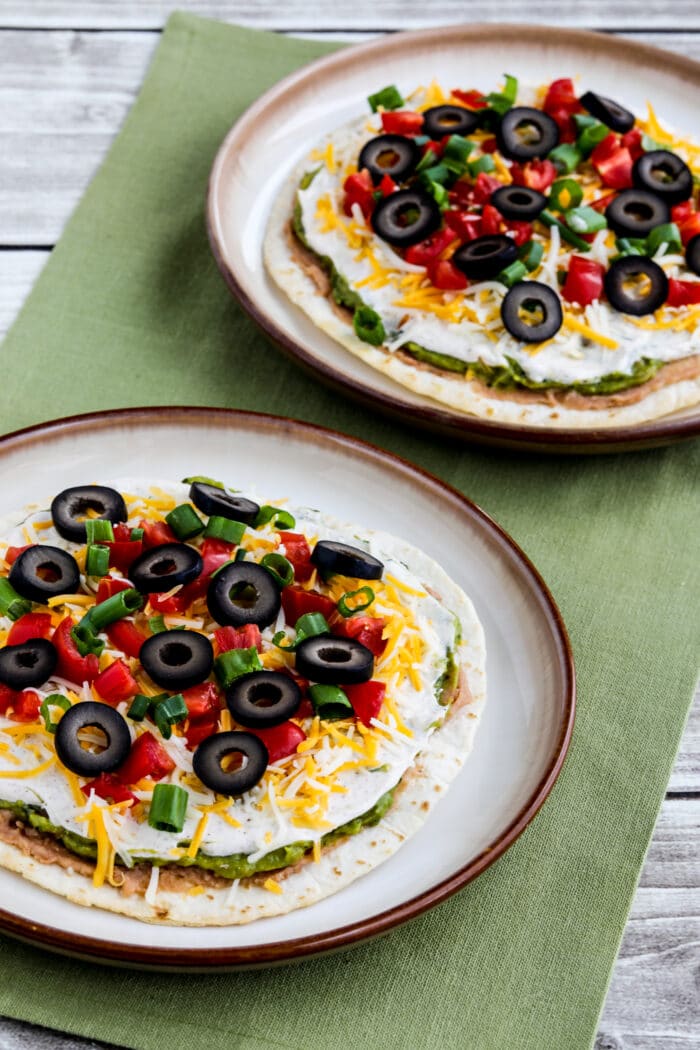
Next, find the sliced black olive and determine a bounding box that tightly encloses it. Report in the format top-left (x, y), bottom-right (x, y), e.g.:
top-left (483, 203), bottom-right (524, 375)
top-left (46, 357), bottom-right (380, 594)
top-left (358, 134), bottom-right (420, 185)
top-left (188, 482), bottom-right (260, 525)
top-left (193, 731), bottom-right (268, 796)
top-left (422, 105), bottom-right (480, 138)
top-left (310, 540), bottom-right (383, 580)
top-left (579, 91), bottom-right (635, 133)
top-left (370, 189), bottom-right (442, 248)
top-left (226, 671), bottom-right (301, 729)
top-left (8, 545), bottom-right (80, 603)
top-left (140, 631), bottom-right (214, 690)
top-left (632, 150), bottom-right (693, 206)
top-left (491, 186), bottom-right (547, 221)
top-left (604, 257), bottom-right (669, 316)
top-left (128, 543), bottom-right (202, 594)
top-left (496, 107), bottom-right (559, 161)
top-left (605, 189), bottom-right (671, 238)
top-left (453, 235), bottom-right (518, 280)
top-left (50, 485), bottom-right (127, 543)
top-left (207, 562), bottom-right (281, 628)
top-left (55, 701), bottom-right (131, 777)
top-left (0, 639), bottom-right (57, 690)
top-left (501, 281), bottom-right (563, 343)
top-left (295, 636), bottom-right (374, 685)
top-left (686, 235), bottom-right (700, 276)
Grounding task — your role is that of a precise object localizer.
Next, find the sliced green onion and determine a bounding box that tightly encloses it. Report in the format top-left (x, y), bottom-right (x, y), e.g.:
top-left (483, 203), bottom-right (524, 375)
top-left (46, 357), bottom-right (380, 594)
top-left (181, 475), bottom-right (226, 489)
top-left (442, 135), bottom-right (474, 174)
top-left (467, 154), bottom-right (496, 176)
top-left (518, 239), bottom-right (544, 272)
top-left (254, 506), bottom-right (296, 531)
top-left (165, 503), bottom-right (204, 541)
top-left (273, 612), bottom-right (330, 652)
top-left (148, 783), bottom-right (188, 833)
top-left (87, 589), bottom-right (144, 632)
top-left (309, 684), bottom-right (353, 721)
top-left (0, 578), bottom-right (32, 622)
top-left (130, 527), bottom-right (144, 542)
top-left (234, 548), bottom-right (247, 562)
top-left (646, 222), bottom-right (682, 256)
top-left (486, 73), bottom-right (518, 115)
top-left (424, 180), bottom-right (450, 210)
top-left (148, 614), bottom-right (167, 634)
top-left (548, 178), bottom-right (583, 212)
top-left (564, 206), bottom-right (607, 235)
top-left (418, 162), bottom-right (451, 187)
top-left (498, 260), bottom-right (529, 288)
top-left (547, 143), bottom-right (582, 174)
top-left (127, 693), bottom-right (152, 722)
top-left (40, 693), bottom-right (71, 734)
top-left (152, 693), bottom-right (188, 739)
top-left (367, 85), bottom-right (404, 112)
top-left (615, 237), bottom-right (646, 257)
top-left (415, 147), bottom-right (442, 174)
top-left (539, 210), bottom-right (591, 252)
top-left (71, 621), bottom-right (105, 657)
top-left (85, 519), bottom-right (114, 544)
top-left (353, 306), bottom-right (386, 347)
top-left (337, 587), bottom-right (375, 617)
top-left (85, 544), bottom-right (110, 577)
top-left (572, 114), bottom-right (598, 133)
top-left (204, 516), bottom-right (246, 544)
top-left (214, 645), bottom-right (262, 689)
top-left (577, 121), bottom-right (609, 156)
top-left (260, 553), bottom-right (294, 588)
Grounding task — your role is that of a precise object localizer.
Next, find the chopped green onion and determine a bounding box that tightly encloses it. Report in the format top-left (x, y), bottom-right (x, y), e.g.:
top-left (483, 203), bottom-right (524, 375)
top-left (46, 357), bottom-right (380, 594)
top-left (518, 239), bottom-right (544, 272)
top-left (548, 178), bottom-right (583, 212)
top-left (152, 693), bottom-right (188, 739)
top-left (498, 260), bottom-right (529, 288)
top-left (572, 114), bottom-right (598, 133)
top-left (181, 475), bottom-right (226, 489)
top-left (165, 503), bottom-right (204, 541)
top-left (353, 306), bottom-right (386, 347)
top-left (273, 612), bottom-right (330, 652)
top-left (0, 578), bottom-right (32, 622)
top-left (646, 222), bottom-right (682, 256)
top-left (422, 180), bottom-right (449, 210)
top-left (40, 693), bottom-right (71, 734)
top-left (641, 133), bottom-right (663, 152)
top-left (130, 527), bottom-right (144, 542)
top-left (564, 206), bottom-right (607, 234)
top-left (539, 210), bottom-right (591, 252)
top-left (70, 621), bottom-right (105, 657)
top-left (367, 85), bottom-right (404, 112)
top-left (260, 553), bottom-right (294, 588)
top-left (486, 73), bottom-right (518, 115)
top-left (234, 548), bottom-right (247, 562)
top-left (254, 506), bottom-right (296, 531)
top-left (418, 163), bottom-right (451, 187)
top-left (615, 237), bottom-right (646, 256)
top-left (127, 693), bottom-right (152, 721)
top-left (148, 614), bottom-right (167, 634)
top-left (87, 589), bottom-right (143, 632)
top-left (337, 586), bottom-right (375, 617)
top-left (148, 783), bottom-right (188, 833)
top-left (309, 684), bottom-right (354, 721)
top-left (85, 519), bottom-right (114, 544)
top-left (85, 544), bottom-right (110, 577)
top-left (203, 516), bottom-right (246, 544)
top-left (547, 143), bottom-right (582, 174)
top-left (415, 147), bottom-right (442, 174)
top-left (577, 121), bottom-right (609, 156)
top-left (467, 154), bottom-right (496, 176)
top-left (214, 645), bottom-right (262, 689)
top-left (442, 135), bottom-right (474, 174)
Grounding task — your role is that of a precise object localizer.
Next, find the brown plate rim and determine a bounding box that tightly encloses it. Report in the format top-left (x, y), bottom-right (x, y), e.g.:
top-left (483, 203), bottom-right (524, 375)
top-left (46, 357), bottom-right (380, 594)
top-left (0, 406), bottom-right (576, 969)
top-left (206, 23), bottom-right (700, 454)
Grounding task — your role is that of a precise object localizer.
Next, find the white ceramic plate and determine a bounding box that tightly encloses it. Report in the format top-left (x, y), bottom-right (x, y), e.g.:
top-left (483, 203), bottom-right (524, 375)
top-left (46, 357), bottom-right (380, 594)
top-left (0, 408), bottom-right (574, 968)
top-left (207, 24), bottom-right (700, 453)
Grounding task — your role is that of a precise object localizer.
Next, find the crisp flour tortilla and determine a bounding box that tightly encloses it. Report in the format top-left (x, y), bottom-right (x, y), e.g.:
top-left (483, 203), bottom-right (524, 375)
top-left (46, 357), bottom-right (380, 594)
top-left (0, 491), bottom-right (486, 926)
top-left (264, 124), bottom-right (700, 430)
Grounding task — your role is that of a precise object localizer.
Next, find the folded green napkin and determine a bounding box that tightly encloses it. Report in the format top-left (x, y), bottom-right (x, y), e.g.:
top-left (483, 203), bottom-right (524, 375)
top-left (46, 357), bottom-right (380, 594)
top-left (0, 13), bottom-right (698, 1050)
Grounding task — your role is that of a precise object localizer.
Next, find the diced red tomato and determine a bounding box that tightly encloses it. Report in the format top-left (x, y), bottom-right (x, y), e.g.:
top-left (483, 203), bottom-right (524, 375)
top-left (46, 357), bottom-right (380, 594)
top-left (106, 536), bottom-right (143, 574)
top-left (449, 178), bottom-right (475, 207)
top-left (181, 682), bottom-right (222, 721)
top-left (343, 169), bottom-right (374, 219)
top-left (184, 716), bottom-right (219, 750)
top-left (53, 617), bottom-right (100, 684)
top-left (115, 730), bottom-right (175, 784)
top-left (472, 172), bottom-right (502, 205)
top-left (94, 659), bottom-right (138, 705)
top-left (96, 576), bottom-right (132, 603)
top-left (332, 615), bottom-right (387, 657)
top-left (4, 545), bottom-right (30, 567)
top-left (0, 685), bottom-right (16, 715)
top-left (139, 519), bottom-right (177, 548)
top-left (507, 220), bottom-right (533, 247)
top-left (378, 174), bottom-right (398, 196)
top-left (591, 134), bottom-right (633, 189)
top-left (451, 89), bottom-right (488, 110)
top-left (428, 258), bottom-right (468, 290)
top-left (510, 160), bottom-right (557, 192)
top-left (444, 209), bottom-right (482, 241)
top-left (543, 78), bottom-right (579, 114)
top-left (621, 127), bottom-right (644, 160)
top-left (380, 110), bottom-right (424, 135)
top-left (294, 697), bottom-right (314, 719)
top-left (278, 531), bottom-right (313, 583)
top-left (214, 624), bottom-right (263, 655)
top-left (589, 192), bottom-right (618, 214)
top-left (405, 227), bottom-right (457, 266)
top-left (667, 278), bottom-right (700, 307)
top-left (680, 215), bottom-right (700, 246)
top-left (562, 255), bottom-right (605, 307)
top-left (7, 613), bottom-right (52, 646)
top-left (481, 203), bottom-right (503, 235)
top-left (480, 137), bottom-right (498, 154)
top-left (344, 681), bottom-right (386, 728)
top-left (420, 140), bottom-right (445, 160)
top-left (281, 586), bottom-right (335, 624)
top-left (106, 619), bottom-right (147, 659)
top-left (148, 590), bottom-right (187, 615)
top-left (81, 773), bottom-right (138, 806)
top-left (247, 721), bottom-right (306, 765)
top-left (671, 201), bottom-right (695, 226)
top-left (10, 690), bottom-right (42, 723)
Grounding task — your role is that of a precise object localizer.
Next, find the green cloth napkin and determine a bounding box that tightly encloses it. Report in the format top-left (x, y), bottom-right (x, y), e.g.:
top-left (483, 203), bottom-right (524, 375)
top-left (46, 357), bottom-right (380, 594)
top-left (0, 13), bottom-right (698, 1050)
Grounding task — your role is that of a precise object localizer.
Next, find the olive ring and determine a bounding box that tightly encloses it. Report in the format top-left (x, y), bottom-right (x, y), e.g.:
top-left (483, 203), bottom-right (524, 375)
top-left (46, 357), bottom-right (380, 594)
top-left (295, 636), bottom-right (375, 685)
top-left (54, 701), bottom-right (132, 777)
top-left (453, 235), bottom-right (519, 280)
top-left (9, 544), bottom-right (81, 603)
top-left (605, 189), bottom-right (671, 239)
top-left (140, 631), bottom-right (214, 691)
top-left (0, 639), bottom-right (57, 690)
top-left (189, 482), bottom-right (260, 525)
top-left (50, 485), bottom-right (127, 543)
top-left (501, 281), bottom-right (564, 343)
top-left (310, 540), bottom-right (384, 580)
top-left (370, 189), bottom-right (442, 248)
top-left (358, 134), bottom-right (420, 185)
top-left (226, 671), bottom-right (302, 729)
top-left (129, 543), bottom-right (203, 594)
top-left (207, 562), bottom-right (281, 628)
top-left (496, 107), bottom-right (559, 161)
top-left (192, 731), bottom-right (269, 796)
top-left (422, 105), bottom-right (480, 139)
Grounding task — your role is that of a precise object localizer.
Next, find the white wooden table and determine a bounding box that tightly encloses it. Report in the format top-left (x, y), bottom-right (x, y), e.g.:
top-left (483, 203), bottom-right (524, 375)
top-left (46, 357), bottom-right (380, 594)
top-left (0, 4), bottom-right (697, 1048)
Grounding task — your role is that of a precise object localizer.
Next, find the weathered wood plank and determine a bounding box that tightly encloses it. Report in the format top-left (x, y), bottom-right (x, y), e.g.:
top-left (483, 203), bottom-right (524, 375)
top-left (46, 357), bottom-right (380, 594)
top-left (669, 693), bottom-right (700, 795)
top-left (0, 1), bottom-right (699, 31)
